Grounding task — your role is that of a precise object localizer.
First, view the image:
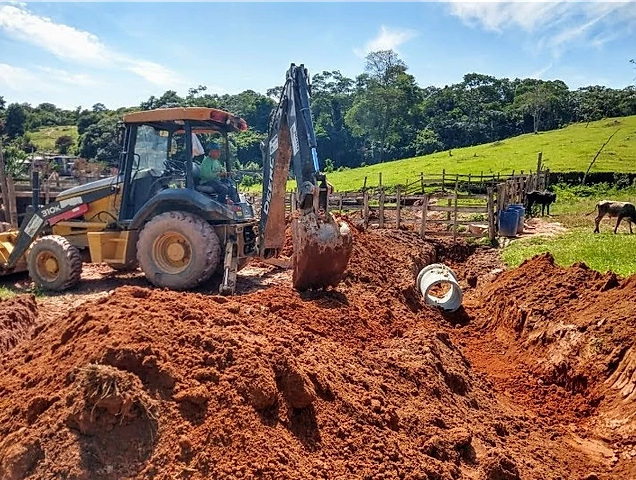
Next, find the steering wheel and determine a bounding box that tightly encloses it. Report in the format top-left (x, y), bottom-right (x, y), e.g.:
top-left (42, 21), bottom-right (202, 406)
top-left (165, 158), bottom-right (186, 176)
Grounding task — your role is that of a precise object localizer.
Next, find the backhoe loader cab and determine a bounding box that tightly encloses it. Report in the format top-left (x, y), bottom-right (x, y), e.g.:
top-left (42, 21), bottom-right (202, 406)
top-left (1, 107), bottom-right (258, 294)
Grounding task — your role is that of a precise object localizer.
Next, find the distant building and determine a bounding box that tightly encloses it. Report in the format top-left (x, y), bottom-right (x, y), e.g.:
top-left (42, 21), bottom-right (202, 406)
top-left (26, 154), bottom-right (80, 177)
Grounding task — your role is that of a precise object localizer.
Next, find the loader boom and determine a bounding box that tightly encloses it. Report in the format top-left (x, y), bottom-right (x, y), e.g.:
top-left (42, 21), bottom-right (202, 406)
top-left (2, 187), bottom-right (115, 271)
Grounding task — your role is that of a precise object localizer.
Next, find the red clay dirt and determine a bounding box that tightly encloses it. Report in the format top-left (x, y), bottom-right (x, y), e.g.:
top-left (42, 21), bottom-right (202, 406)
top-left (0, 294), bottom-right (38, 354)
top-left (461, 253), bottom-right (636, 479)
top-left (0, 229), bottom-right (633, 480)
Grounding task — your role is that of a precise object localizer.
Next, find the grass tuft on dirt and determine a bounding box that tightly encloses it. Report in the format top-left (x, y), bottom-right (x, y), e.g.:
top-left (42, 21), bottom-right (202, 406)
top-left (0, 286), bottom-right (14, 300)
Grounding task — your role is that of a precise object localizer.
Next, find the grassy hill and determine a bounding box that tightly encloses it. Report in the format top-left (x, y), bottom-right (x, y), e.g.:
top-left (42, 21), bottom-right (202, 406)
top-left (29, 125), bottom-right (78, 153)
top-left (326, 116), bottom-right (636, 192)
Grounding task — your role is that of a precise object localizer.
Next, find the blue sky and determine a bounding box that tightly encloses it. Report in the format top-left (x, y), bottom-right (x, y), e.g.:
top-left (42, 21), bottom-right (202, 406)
top-left (1, 1), bottom-right (635, 110)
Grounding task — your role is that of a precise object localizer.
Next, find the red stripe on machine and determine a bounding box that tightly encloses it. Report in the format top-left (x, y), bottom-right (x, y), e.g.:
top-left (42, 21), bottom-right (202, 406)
top-left (48, 204), bottom-right (89, 225)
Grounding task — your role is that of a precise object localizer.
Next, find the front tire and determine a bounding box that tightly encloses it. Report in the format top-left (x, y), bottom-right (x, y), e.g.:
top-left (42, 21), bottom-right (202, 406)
top-left (27, 235), bottom-right (82, 291)
top-left (137, 211), bottom-right (221, 290)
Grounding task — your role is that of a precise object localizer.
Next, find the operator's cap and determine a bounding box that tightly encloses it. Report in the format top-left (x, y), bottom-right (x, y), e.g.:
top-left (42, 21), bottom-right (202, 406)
top-left (209, 142), bottom-right (220, 151)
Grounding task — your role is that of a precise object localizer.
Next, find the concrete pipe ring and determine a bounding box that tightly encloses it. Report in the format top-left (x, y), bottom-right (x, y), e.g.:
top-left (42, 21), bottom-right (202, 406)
top-left (416, 263), bottom-right (463, 312)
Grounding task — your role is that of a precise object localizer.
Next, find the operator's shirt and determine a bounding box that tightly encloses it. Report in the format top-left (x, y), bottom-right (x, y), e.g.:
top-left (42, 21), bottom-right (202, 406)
top-left (200, 155), bottom-right (225, 182)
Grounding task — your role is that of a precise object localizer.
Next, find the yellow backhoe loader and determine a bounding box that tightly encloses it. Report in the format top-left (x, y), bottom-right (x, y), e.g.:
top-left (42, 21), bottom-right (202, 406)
top-left (0, 64), bottom-right (353, 294)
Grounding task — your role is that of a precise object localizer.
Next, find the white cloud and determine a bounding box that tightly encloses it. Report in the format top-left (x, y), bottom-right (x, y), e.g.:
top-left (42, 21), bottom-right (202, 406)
top-left (448, 2), bottom-right (569, 33)
top-left (0, 4), bottom-right (186, 88)
top-left (0, 5), bottom-right (108, 64)
top-left (122, 59), bottom-right (187, 88)
top-left (0, 63), bottom-right (105, 104)
top-left (529, 62), bottom-right (553, 79)
top-left (0, 63), bottom-right (40, 91)
top-left (448, 1), bottom-right (636, 57)
top-left (355, 25), bottom-right (418, 57)
top-left (35, 67), bottom-right (102, 87)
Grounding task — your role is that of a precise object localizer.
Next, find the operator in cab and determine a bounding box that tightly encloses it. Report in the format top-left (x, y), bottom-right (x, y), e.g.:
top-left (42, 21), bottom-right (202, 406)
top-left (200, 142), bottom-right (230, 203)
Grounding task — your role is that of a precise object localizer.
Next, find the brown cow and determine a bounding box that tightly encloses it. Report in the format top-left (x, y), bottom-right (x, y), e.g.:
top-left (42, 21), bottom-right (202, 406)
top-left (587, 200), bottom-right (636, 234)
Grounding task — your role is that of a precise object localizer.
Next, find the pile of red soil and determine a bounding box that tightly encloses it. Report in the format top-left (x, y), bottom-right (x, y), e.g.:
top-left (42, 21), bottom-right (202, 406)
top-left (0, 234), bottom-right (609, 480)
top-left (0, 294), bottom-right (38, 354)
top-left (464, 253), bottom-right (636, 478)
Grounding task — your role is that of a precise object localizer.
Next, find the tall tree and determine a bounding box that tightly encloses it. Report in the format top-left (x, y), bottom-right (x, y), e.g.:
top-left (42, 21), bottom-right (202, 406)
top-left (310, 70), bottom-right (360, 167)
top-left (345, 50), bottom-right (416, 163)
top-left (55, 135), bottom-right (75, 154)
top-left (4, 103), bottom-right (26, 139)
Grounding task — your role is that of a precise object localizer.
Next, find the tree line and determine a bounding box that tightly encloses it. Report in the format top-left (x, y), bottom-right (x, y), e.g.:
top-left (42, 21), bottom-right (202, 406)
top-left (1, 50), bottom-right (635, 175)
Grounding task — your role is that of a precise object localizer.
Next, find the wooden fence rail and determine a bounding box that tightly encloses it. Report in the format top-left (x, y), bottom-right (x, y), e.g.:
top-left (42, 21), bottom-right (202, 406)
top-left (246, 167), bottom-right (547, 243)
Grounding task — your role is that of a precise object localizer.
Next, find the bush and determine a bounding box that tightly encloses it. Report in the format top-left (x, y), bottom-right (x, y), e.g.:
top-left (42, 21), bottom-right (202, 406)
top-left (2, 141), bottom-right (28, 178)
top-left (55, 135), bottom-right (74, 154)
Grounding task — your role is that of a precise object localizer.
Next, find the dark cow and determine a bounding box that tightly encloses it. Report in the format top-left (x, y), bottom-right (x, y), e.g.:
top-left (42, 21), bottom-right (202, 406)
top-left (587, 200), bottom-right (636, 234)
top-left (526, 190), bottom-right (557, 217)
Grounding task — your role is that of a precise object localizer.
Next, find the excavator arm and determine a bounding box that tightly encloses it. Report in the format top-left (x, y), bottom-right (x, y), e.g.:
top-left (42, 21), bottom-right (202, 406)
top-left (259, 64), bottom-right (353, 290)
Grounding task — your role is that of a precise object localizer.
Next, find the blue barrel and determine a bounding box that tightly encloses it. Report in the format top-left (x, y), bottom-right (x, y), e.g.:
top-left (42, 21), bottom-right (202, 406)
top-left (507, 204), bottom-right (525, 234)
top-left (498, 209), bottom-right (519, 237)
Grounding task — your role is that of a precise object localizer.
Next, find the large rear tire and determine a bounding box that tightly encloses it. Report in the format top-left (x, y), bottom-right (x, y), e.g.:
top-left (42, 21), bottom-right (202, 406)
top-left (137, 211), bottom-right (221, 290)
top-left (27, 235), bottom-right (82, 291)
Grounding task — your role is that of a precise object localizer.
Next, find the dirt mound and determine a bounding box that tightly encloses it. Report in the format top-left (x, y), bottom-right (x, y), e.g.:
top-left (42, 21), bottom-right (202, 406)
top-left (0, 285), bottom-right (580, 480)
top-left (432, 239), bottom-right (503, 290)
top-left (0, 294), bottom-right (38, 354)
top-left (0, 229), bottom-right (599, 480)
top-left (464, 253), bottom-right (636, 477)
top-left (343, 228), bottom-right (436, 313)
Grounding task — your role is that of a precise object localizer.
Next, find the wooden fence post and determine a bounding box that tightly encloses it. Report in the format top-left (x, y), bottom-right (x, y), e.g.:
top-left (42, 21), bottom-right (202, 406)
top-left (396, 186), bottom-right (402, 229)
top-left (363, 176), bottom-right (368, 191)
top-left (290, 191), bottom-right (297, 212)
top-left (0, 139), bottom-right (12, 226)
top-left (420, 172), bottom-right (424, 193)
top-left (442, 169), bottom-right (446, 192)
top-left (363, 189), bottom-right (370, 230)
top-left (537, 151), bottom-right (543, 173)
top-left (487, 187), bottom-right (495, 243)
top-left (379, 188), bottom-right (385, 228)
top-left (338, 194), bottom-right (343, 214)
top-left (468, 173), bottom-right (472, 192)
top-left (378, 172), bottom-right (382, 188)
top-left (452, 177), bottom-right (459, 243)
top-left (419, 194), bottom-right (428, 238)
top-left (6, 176), bottom-right (18, 228)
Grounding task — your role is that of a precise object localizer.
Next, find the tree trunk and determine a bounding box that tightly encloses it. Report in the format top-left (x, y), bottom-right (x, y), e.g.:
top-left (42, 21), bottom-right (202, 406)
top-left (0, 138), bottom-right (12, 225)
top-left (379, 101), bottom-right (391, 163)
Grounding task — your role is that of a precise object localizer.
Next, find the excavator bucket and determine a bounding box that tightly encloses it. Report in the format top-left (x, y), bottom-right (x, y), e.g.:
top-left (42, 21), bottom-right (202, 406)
top-left (291, 212), bottom-right (353, 291)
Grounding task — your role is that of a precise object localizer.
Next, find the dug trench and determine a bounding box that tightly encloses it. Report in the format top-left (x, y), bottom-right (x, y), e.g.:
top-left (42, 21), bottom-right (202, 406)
top-left (0, 226), bottom-right (633, 480)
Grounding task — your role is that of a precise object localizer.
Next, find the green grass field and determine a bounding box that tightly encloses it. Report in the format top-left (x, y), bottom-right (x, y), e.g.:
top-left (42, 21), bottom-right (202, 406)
top-left (549, 185), bottom-right (636, 225)
top-left (502, 228), bottom-right (636, 277)
top-left (325, 115), bottom-right (636, 192)
top-left (29, 125), bottom-right (79, 152)
top-left (502, 184), bottom-right (636, 276)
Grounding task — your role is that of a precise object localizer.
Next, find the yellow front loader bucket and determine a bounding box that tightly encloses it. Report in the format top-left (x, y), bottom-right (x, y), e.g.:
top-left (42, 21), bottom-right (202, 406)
top-left (0, 226), bottom-right (27, 275)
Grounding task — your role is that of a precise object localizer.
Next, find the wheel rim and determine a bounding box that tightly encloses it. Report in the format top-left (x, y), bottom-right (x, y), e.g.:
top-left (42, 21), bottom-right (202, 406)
top-left (152, 231), bottom-right (192, 275)
top-left (35, 251), bottom-right (60, 283)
